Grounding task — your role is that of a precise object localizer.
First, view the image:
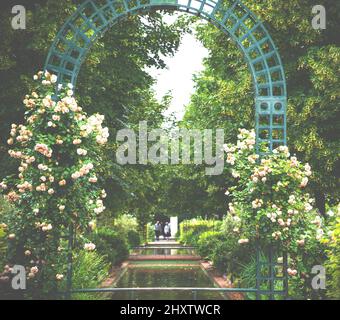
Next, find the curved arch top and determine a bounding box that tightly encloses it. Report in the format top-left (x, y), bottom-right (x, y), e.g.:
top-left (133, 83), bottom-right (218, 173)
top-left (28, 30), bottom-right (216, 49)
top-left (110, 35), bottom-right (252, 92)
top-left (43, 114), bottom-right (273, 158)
top-left (44, 0), bottom-right (287, 153)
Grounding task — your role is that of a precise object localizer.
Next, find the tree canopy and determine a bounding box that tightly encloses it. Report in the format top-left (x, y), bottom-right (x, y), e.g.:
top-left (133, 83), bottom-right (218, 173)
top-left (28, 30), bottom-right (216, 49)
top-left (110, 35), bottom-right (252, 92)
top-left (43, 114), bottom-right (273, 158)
top-left (183, 0), bottom-right (340, 213)
top-left (0, 0), bottom-right (339, 224)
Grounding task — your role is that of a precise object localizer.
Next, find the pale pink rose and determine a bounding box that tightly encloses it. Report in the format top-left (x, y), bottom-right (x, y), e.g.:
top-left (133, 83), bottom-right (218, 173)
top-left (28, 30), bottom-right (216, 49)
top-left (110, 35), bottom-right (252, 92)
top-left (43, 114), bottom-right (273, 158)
top-left (89, 221), bottom-right (96, 230)
top-left (300, 177), bottom-right (308, 188)
top-left (84, 243), bottom-right (96, 251)
top-left (56, 274), bottom-right (64, 280)
top-left (30, 266), bottom-right (39, 274)
top-left (278, 219), bottom-right (285, 226)
top-left (34, 143), bottom-right (52, 157)
top-left (297, 239), bottom-right (305, 246)
top-left (51, 75), bottom-right (58, 83)
top-left (71, 172), bottom-right (81, 180)
top-left (89, 177), bottom-right (98, 183)
top-left (287, 268), bottom-right (297, 276)
top-left (73, 139), bottom-right (82, 145)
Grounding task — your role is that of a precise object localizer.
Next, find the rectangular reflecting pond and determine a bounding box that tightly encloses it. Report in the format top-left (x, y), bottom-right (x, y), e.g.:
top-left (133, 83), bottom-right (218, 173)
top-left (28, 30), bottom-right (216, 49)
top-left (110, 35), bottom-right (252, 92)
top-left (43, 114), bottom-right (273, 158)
top-left (130, 248), bottom-right (196, 256)
top-left (111, 266), bottom-right (226, 300)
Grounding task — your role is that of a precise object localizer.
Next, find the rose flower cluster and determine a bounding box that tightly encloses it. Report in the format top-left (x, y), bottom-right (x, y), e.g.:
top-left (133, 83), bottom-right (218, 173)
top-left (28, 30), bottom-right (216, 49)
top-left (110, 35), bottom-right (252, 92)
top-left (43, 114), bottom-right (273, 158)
top-left (0, 71), bottom-right (109, 286)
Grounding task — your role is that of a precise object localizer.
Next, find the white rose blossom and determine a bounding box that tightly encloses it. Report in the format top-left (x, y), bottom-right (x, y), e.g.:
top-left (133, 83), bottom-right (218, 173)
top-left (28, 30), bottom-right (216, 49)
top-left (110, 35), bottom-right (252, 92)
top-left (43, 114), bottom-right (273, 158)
top-left (84, 243), bottom-right (96, 251)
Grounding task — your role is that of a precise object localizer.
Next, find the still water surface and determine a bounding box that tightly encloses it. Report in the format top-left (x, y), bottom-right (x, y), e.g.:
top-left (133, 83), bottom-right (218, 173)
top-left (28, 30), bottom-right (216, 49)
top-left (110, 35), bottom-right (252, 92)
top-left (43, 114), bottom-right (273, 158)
top-left (112, 266), bottom-right (226, 300)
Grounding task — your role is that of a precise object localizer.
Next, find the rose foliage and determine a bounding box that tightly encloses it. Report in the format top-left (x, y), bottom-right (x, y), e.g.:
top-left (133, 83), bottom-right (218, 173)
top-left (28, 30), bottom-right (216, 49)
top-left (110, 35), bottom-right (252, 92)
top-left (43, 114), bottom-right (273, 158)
top-left (224, 129), bottom-right (325, 277)
top-left (0, 72), bottom-right (108, 294)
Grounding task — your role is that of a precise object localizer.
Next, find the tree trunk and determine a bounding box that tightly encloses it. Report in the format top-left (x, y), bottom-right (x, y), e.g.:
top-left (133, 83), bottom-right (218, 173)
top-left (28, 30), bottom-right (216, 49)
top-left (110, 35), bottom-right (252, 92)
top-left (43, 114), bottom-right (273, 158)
top-left (314, 190), bottom-right (326, 217)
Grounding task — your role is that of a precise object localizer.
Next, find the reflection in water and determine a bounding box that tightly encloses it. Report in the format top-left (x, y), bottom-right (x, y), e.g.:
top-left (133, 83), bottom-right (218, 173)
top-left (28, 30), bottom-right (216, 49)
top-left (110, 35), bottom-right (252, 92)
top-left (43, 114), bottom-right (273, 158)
top-left (130, 248), bottom-right (195, 255)
top-left (112, 266), bottom-right (226, 300)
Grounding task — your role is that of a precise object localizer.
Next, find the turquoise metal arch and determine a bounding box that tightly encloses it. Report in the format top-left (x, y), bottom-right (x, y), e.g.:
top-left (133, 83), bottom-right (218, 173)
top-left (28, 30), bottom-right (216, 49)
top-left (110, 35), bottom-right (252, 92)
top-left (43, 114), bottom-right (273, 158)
top-left (44, 0), bottom-right (287, 153)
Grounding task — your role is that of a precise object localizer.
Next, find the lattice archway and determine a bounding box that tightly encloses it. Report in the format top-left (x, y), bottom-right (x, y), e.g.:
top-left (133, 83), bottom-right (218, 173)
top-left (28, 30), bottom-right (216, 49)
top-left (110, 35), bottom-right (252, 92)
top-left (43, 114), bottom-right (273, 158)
top-left (44, 0), bottom-right (287, 154)
top-left (44, 0), bottom-right (290, 299)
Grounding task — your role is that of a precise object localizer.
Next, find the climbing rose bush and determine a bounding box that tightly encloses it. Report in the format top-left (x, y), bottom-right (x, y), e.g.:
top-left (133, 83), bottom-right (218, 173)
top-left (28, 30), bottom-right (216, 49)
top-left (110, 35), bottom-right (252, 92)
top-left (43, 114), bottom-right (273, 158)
top-left (0, 71), bottom-right (108, 293)
top-left (224, 129), bottom-right (325, 276)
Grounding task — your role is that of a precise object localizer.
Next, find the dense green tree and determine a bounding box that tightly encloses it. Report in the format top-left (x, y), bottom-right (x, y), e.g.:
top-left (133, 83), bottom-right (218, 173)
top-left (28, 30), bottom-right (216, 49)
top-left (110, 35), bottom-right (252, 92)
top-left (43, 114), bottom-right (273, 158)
top-left (183, 0), bottom-right (340, 213)
top-left (0, 1), bottom-right (187, 222)
top-left (154, 164), bottom-right (228, 220)
top-left (1, 0), bottom-right (338, 225)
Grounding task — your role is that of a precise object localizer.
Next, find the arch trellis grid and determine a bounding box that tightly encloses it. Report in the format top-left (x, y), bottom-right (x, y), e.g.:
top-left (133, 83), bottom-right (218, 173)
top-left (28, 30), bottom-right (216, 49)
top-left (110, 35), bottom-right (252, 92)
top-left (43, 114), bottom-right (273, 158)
top-left (45, 0), bottom-right (287, 154)
top-left (44, 0), bottom-right (288, 299)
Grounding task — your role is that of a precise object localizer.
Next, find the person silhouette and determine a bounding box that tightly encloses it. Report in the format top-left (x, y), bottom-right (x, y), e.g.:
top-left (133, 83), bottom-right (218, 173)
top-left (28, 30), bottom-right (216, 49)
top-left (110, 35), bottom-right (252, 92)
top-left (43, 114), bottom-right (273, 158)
top-left (154, 221), bottom-right (161, 241)
top-left (164, 222), bottom-right (171, 240)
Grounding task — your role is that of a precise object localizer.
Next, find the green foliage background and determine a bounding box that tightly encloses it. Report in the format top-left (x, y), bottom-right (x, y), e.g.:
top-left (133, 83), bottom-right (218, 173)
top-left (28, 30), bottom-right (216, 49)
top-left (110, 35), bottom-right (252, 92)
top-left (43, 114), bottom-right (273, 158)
top-left (0, 0), bottom-right (339, 300)
top-left (0, 0), bottom-right (338, 224)
top-left (184, 0), bottom-right (340, 211)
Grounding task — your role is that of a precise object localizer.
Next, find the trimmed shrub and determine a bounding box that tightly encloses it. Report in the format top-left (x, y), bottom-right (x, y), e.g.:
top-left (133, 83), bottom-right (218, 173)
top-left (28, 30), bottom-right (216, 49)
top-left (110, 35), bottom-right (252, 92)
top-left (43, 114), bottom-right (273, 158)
top-left (89, 227), bottom-right (129, 265)
top-left (146, 222), bottom-right (155, 242)
top-left (193, 215), bottom-right (254, 276)
top-left (179, 219), bottom-right (222, 246)
top-left (210, 235), bottom-right (253, 276)
top-left (197, 231), bottom-right (221, 259)
top-left (114, 214), bottom-right (138, 234)
top-left (127, 230), bottom-right (140, 248)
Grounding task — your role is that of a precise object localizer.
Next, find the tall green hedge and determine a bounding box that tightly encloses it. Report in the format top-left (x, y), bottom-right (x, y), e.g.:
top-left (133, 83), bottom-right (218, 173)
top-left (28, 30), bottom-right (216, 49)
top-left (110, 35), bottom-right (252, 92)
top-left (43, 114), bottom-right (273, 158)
top-left (89, 227), bottom-right (129, 266)
top-left (179, 219), bottom-right (222, 246)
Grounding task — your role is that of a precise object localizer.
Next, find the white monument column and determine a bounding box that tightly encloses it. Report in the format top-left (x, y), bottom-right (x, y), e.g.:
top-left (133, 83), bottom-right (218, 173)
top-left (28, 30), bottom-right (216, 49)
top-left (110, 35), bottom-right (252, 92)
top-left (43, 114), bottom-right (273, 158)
top-left (170, 216), bottom-right (178, 238)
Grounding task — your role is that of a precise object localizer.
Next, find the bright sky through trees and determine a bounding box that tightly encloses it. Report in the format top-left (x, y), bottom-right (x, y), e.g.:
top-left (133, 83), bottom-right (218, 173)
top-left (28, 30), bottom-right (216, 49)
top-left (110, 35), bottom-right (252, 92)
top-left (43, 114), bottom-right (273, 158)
top-left (147, 14), bottom-right (208, 122)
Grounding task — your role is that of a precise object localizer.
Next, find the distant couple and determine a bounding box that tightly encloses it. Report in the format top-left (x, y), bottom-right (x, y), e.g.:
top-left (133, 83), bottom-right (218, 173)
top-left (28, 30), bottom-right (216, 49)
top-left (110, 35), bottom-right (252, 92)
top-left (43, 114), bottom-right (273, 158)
top-left (154, 221), bottom-right (171, 241)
